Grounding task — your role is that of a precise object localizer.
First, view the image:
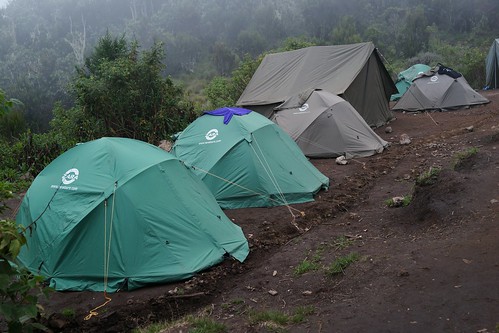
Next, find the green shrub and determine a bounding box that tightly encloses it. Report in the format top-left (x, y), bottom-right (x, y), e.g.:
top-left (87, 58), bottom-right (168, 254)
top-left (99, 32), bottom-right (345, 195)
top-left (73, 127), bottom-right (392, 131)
top-left (0, 219), bottom-right (51, 332)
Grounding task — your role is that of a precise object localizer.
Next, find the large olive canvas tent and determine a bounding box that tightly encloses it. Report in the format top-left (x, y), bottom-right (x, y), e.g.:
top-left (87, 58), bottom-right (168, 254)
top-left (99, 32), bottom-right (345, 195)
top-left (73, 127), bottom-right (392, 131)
top-left (237, 42), bottom-right (397, 128)
top-left (390, 64), bottom-right (431, 101)
top-left (271, 90), bottom-right (388, 158)
top-left (392, 65), bottom-right (489, 112)
top-left (171, 107), bottom-right (329, 209)
top-left (485, 38), bottom-right (499, 89)
top-left (16, 137), bottom-right (249, 292)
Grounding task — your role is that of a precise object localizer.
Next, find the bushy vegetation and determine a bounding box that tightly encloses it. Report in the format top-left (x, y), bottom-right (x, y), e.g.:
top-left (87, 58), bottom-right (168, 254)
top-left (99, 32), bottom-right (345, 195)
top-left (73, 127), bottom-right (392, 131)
top-left (69, 33), bottom-right (196, 143)
top-left (0, 192), bottom-right (50, 332)
top-left (1, 33), bottom-right (197, 191)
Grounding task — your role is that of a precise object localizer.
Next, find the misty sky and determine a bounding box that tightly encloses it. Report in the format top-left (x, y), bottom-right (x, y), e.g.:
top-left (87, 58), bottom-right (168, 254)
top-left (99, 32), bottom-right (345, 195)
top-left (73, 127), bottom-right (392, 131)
top-left (0, 0), bottom-right (9, 8)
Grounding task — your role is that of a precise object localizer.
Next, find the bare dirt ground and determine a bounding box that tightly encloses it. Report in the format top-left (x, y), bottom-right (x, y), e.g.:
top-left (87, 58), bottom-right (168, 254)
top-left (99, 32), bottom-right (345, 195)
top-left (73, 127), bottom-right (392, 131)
top-left (5, 91), bottom-right (499, 332)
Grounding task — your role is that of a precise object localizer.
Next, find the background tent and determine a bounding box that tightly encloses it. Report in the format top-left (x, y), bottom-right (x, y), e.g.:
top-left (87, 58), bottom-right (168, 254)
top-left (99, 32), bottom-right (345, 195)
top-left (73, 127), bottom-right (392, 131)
top-left (485, 38), bottom-right (499, 89)
top-left (391, 64), bottom-right (431, 101)
top-left (392, 65), bottom-right (489, 112)
top-left (172, 107), bottom-right (329, 209)
top-left (17, 137), bottom-right (249, 292)
top-left (236, 42), bottom-right (397, 128)
top-left (271, 90), bottom-right (388, 158)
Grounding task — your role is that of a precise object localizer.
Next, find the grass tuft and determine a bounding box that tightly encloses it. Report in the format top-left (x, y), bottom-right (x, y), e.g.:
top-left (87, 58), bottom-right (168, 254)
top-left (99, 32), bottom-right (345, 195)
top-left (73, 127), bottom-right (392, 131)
top-left (416, 167), bottom-right (441, 186)
top-left (326, 252), bottom-right (360, 276)
top-left (452, 147), bottom-right (479, 170)
top-left (189, 317), bottom-right (227, 333)
top-left (249, 306), bottom-right (315, 328)
top-left (332, 236), bottom-right (354, 250)
top-left (132, 314), bottom-right (227, 333)
top-left (385, 195), bottom-right (412, 207)
top-left (293, 259), bottom-right (320, 276)
top-left (291, 306), bottom-right (315, 323)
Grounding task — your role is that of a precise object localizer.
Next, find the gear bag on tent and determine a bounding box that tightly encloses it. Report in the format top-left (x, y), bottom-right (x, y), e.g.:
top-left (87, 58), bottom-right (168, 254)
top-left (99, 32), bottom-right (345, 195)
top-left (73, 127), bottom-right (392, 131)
top-left (437, 63), bottom-right (462, 79)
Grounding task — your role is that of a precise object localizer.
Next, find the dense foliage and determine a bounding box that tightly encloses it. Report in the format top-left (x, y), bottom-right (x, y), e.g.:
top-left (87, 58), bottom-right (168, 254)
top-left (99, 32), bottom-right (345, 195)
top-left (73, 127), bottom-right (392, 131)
top-left (68, 33), bottom-right (196, 143)
top-left (0, 97), bottom-right (49, 332)
top-left (0, 0), bottom-right (498, 128)
top-left (0, 219), bottom-right (50, 333)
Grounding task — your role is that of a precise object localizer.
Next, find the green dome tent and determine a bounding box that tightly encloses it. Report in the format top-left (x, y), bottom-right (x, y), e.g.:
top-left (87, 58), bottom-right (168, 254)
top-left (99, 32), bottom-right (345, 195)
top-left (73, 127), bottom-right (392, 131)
top-left (17, 137), bottom-right (249, 292)
top-left (172, 108), bottom-right (329, 209)
top-left (390, 64), bottom-right (431, 101)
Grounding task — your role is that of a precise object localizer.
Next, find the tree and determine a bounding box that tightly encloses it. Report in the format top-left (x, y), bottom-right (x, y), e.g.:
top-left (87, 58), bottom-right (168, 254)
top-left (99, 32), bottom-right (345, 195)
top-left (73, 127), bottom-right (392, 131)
top-left (205, 76), bottom-right (235, 109)
top-left (212, 41), bottom-right (238, 76)
top-left (0, 88), bottom-right (13, 115)
top-left (330, 16), bottom-right (362, 45)
top-left (0, 88), bottom-right (25, 141)
top-left (71, 33), bottom-right (196, 144)
top-left (279, 36), bottom-right (317, 52)
top-left (205, 53), bottom-right (262, 109)
top-left (399, 5), bottom-right (429, 58)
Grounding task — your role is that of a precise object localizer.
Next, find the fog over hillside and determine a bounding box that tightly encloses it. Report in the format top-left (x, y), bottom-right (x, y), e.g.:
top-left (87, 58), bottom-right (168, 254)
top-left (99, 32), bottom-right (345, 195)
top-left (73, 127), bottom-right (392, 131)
top-left (0, 0), bottom-right (498, 130)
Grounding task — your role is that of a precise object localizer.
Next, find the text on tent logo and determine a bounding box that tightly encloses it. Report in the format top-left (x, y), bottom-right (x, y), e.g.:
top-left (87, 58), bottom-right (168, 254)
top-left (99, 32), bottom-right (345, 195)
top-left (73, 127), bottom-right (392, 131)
top-left (205, 129), bottom-right (219, 140)
top-left (62, 168), bottom-right (79, 185)
top-left (299, 103), bottom-right (309, 112)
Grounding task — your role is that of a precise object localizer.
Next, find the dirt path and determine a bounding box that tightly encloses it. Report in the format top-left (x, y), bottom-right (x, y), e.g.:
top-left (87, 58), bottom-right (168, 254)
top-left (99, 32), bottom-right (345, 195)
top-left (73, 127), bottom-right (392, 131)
top-left (26, 91), bottom-right (499, 332)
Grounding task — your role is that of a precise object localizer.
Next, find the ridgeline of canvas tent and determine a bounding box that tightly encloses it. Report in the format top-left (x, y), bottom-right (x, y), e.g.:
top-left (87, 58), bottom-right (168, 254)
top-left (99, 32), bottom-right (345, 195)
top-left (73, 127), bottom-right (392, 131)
top-left (17, 137), bottom-right (249, 292)
top-left (392, 65), bottom-right (489, 112)
top-left (171, 108), bottom-right (329, 209)
top-left (271, 90), bottom-right (388, 158)
top-left (485, 38), bottom-right (499, 89)
top-left (236, 42), bottom-right (397, 128)
top-left (391, 64), bottom-right (431, 101)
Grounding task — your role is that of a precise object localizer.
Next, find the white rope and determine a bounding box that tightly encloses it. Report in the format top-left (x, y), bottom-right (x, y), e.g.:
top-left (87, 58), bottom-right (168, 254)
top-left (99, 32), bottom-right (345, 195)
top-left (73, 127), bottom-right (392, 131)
top-left (295, 135), bottom-right (333, 153)
top-left (85, 182), bottom-right (117, 320)
top-left (250, 135), bottom-right (293, 214)
top-left (103, 199), bottom-right (108, 289)
top-left (105, 182), bottom-right (117, 292)
top-left (189, 164), bottom-right (304, 216)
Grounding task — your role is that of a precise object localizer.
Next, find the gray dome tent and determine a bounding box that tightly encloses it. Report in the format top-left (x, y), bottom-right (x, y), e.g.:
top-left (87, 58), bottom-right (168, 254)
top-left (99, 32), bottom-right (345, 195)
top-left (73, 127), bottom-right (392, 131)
top-left (271, 90), bottom-right (388, 158)
top-left (392, 65), bottom-right (489, 112)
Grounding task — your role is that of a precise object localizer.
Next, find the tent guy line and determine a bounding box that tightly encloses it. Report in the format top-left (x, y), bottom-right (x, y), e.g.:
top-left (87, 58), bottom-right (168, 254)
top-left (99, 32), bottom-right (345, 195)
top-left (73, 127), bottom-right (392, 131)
top-left (188, 161), bottom-right (305, 221)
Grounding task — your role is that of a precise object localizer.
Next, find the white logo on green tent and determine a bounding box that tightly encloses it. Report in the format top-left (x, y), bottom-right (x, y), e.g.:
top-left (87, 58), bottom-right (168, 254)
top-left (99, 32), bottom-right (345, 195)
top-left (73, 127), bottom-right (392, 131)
top-left (62, 168), bottom-right (79, 185)
top-left (205, 129), bottom-right (219, 140)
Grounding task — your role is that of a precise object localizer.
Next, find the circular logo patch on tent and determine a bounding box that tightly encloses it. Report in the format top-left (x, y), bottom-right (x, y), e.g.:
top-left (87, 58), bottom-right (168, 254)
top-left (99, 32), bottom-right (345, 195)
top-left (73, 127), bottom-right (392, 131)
top-left (299, 103), bottom-right (309, 112)
top-left (62, 168), bottom-right (79, 185)
top-left (205, 129), bottom-right (219, 141)
top-left (430, 76), bottom-right (438, 82)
